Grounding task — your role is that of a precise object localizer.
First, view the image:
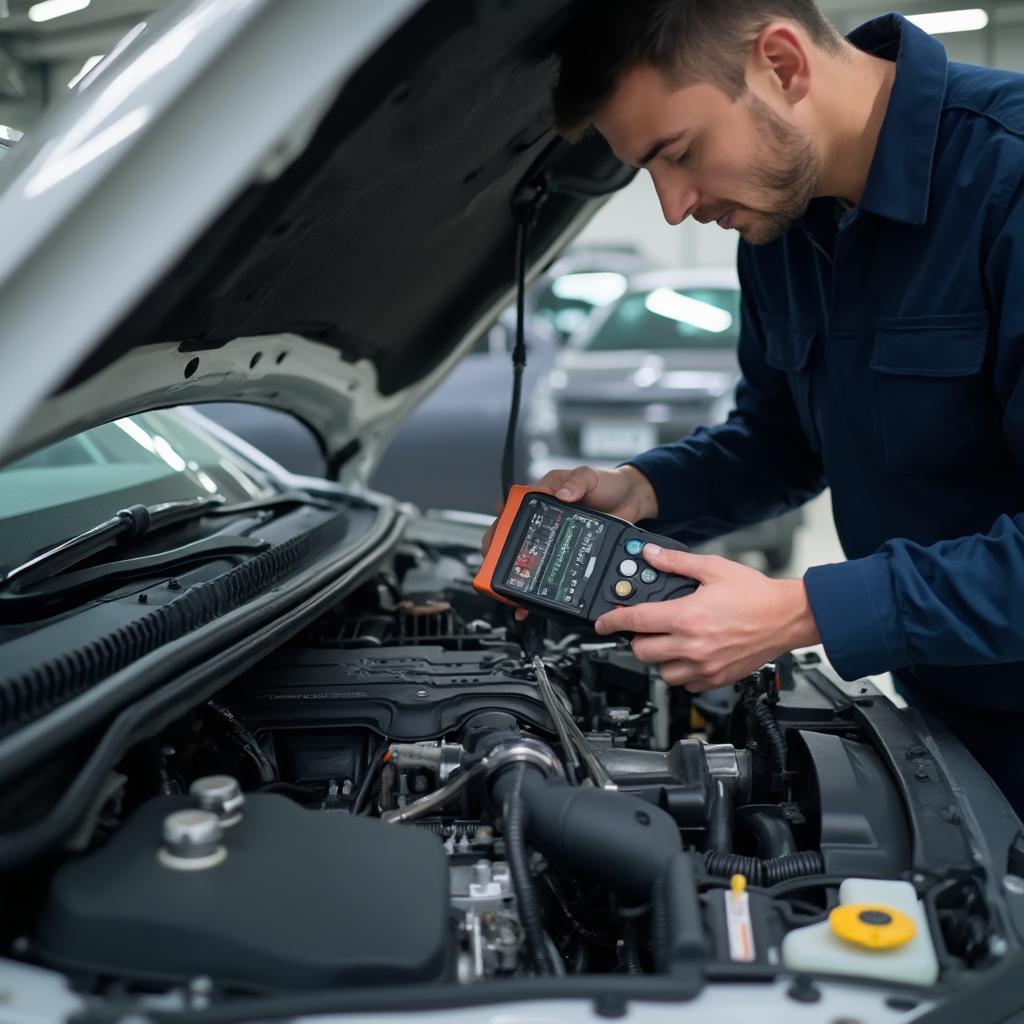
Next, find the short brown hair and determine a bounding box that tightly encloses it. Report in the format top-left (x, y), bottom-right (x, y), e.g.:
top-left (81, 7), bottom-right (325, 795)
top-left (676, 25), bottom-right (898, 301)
top-left (552, 0), bottom-right (843, 140)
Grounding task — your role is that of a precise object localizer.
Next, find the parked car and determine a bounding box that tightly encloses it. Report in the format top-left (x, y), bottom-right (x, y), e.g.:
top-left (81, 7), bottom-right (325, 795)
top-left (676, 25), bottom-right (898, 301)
top-left (0, 4), bottom-right (1020, 1024)
top-left (529, 269), bottom-right (802, 570)
top-left (369, 245), bottom-right (651, 514)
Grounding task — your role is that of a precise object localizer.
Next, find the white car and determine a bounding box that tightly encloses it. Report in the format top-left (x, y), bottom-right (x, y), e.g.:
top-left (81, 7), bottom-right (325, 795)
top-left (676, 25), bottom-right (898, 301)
top-left (0, 3), bottom-right (1020, 1024)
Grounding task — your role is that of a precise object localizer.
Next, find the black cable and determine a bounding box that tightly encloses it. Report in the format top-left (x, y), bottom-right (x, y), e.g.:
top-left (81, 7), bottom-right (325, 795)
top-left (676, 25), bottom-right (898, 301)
top-left (351, 736), bottom-right (390, 815)
top-left (752, 694), bottom-right (787, 774)
top-left (620, 921), bottom-right (644, 975)
top-left (503, 765), bottom-right (555, 975)
top-left (501, 216), bottom-right (530, 499)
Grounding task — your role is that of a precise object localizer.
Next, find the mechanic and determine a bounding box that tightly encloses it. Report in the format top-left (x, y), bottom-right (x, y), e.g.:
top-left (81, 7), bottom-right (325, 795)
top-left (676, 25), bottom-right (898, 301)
top-left (494, 0), bottom-right (1024, 817)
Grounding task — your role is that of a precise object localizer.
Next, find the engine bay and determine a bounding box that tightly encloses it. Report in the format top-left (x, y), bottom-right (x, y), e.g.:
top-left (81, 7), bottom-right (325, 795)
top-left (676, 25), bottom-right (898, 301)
top-left (1, 518), bottom-right (1019, 1017)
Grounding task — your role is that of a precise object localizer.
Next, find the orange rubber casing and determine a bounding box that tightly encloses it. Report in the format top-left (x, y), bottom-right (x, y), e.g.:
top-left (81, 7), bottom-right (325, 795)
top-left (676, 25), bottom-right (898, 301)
top-left (472, 485), bottom-right (551, 607)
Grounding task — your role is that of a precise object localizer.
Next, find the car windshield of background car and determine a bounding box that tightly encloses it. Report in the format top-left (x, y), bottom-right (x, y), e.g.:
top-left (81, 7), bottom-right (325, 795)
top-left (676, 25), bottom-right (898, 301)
top-left (584, 286), bottom-right (740, 351)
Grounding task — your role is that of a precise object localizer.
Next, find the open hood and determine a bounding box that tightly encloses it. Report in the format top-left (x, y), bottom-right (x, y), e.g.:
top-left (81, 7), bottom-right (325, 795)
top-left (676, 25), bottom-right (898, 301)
top-left (0, 0), bottom-right (632, 478)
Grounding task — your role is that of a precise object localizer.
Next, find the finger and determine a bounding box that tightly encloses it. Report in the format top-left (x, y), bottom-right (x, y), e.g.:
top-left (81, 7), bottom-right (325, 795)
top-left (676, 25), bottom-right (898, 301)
top-left (642, 543), bottom-right (724, 583)
top-left (658, 659), bottom-right (702, 688)
top-left (629, 634), bottom-right (680, 665)
top-left (481, 520), bottom-right (497, 555)
top-left (553, 466), bottom-right (598, 503)
top-left (595, 600), bottom-right (685, 637)
top-left (533, 468), bottom-right (574, 493)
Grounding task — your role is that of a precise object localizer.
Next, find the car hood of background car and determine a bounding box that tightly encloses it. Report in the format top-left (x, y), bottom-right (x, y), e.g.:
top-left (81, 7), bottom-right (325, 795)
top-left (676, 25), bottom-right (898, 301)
top-left (552, 348), bottom-right (737, 403)
top-left (0, 0), bottom-right (631, 479)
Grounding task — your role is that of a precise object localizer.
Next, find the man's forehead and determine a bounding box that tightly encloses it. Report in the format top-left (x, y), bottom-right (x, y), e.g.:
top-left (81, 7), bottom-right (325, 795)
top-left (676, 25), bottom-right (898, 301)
top-left (593, 67), bottom-right (726, 165)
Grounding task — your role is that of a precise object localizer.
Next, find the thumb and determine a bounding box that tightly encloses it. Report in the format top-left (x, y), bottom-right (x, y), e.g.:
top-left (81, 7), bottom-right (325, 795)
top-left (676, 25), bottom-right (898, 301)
top-left (642, 543), bottom-right (719, 583)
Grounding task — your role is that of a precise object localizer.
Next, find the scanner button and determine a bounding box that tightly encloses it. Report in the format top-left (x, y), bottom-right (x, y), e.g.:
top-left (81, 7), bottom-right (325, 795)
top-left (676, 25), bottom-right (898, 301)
top-left (614, 580), bottom-right (634, 599)
top-left (640, 568), bottom-right (658, 585)
top-left (618, 559), bottom-right (638, 578)
top-left (625, 539), bottom-right (644, 556)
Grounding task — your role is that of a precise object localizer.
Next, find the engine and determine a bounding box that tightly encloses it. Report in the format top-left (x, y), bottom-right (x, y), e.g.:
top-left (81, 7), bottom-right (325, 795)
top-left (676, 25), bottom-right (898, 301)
top-left (19, 533), bottom-right (999, 1004)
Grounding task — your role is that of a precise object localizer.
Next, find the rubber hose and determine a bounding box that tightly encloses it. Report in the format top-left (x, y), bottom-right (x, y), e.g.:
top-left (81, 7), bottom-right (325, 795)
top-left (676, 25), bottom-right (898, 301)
top-left (753, 695), bottom-right (787, 774)
top-left (703, 849), bottom-right (825, 887)
top-left (741, 809), bottom-right (797, 859)
top-left (706, 779), bottom-right (734, 854)
top-left (503, 766), bottom-right (555, 975)
top-left (621, 921), bottom-right (643, 975)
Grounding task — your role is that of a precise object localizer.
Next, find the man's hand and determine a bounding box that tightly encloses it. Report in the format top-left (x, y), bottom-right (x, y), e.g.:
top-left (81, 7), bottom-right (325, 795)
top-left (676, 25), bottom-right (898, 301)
top-left (481, 464), bottom-right (658, 555)
top-left (594, 544), bottom-right (820, 693)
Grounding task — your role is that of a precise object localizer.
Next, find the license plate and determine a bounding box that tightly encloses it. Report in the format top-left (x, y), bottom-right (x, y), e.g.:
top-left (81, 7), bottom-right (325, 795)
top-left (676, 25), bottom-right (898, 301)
top-left (580, 422), bottom-right (656, 458)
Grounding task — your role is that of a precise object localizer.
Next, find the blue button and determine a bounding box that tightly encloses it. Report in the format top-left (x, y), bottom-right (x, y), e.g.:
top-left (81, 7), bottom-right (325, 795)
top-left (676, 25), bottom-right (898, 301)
top-left (625, 538), bottom-right (643, 556)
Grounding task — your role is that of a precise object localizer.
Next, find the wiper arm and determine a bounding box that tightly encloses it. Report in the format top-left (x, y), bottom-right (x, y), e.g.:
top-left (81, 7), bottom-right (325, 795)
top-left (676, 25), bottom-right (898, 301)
top-left (0, 496), bottom-right (225, 593)
top-left (0, 534), bottom-right (270, 607)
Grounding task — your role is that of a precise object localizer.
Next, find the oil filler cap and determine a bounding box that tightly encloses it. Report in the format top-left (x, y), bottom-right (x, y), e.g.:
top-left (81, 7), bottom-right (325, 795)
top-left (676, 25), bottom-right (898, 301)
top-left (158, 809), bottom-right (227, 871)
top-left (190, 774), bottom-right (245, 825)
top-left (829, 903), bottom-right (916, 949)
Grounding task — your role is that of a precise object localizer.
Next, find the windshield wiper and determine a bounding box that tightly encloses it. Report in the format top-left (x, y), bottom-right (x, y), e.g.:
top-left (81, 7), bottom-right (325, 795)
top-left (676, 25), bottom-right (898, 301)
top-left (0, 489), bottom-right (331, 596)
top-left (0, 497), bottom-right (229, 594)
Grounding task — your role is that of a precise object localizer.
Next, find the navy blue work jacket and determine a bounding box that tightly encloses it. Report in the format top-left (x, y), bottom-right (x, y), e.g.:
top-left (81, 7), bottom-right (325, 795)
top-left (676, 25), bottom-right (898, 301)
top-left (630, 13), bottom-right (1024, 711)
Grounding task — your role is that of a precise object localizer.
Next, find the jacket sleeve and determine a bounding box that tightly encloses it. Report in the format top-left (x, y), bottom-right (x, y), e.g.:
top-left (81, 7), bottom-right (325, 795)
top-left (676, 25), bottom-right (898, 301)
top-left (626, 243), bottom-right (826, 544)
top-left (805, 178), bottom-right (1024, 680)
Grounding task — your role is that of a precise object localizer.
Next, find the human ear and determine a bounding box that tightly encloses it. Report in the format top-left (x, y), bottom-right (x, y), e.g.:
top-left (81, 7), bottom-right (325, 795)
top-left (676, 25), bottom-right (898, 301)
top-left (749, 23), bottom-right (811, 105)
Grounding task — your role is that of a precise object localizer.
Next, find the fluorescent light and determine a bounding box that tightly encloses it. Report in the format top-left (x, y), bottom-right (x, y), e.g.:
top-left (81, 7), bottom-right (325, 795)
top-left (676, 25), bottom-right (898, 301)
top-left (551, 272), bottom-right (629, 306)
top-left (906, 8), bottom-right (989, 34)
top-left (67, 54), bottom-right (104, 89)
top-left (28, 0), bottom-right (90, 23)
top-left (644, 287), bottom-right (734, 334)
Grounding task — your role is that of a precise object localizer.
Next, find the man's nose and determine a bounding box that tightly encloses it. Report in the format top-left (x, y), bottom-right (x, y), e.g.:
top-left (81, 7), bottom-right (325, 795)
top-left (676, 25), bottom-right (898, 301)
top-left (651, 170), bottom-right (699, 226)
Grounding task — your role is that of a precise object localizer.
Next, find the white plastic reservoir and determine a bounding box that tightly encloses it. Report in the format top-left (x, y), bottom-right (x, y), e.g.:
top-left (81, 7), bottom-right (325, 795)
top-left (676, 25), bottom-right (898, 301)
top-left (782, 878), bottom-right (939, 985)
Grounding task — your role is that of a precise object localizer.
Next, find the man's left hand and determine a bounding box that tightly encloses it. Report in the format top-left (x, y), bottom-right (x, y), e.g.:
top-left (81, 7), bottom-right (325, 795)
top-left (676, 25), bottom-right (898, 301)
top-left (594, 544), bottom-right (821, 693)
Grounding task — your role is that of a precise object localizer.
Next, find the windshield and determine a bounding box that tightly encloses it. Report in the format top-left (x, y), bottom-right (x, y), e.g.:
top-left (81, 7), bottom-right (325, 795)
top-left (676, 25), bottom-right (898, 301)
top-left (0, 409), bottom-right (275, 574)
top-left (583, 285), bottom-right (740, 352)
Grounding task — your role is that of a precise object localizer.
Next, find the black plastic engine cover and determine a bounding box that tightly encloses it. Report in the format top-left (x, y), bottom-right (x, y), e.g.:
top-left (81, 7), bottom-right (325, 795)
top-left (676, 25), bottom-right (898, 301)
top-left (795, 730), bottom-right (912, 878)
top-left (228, 644), bottom-right (553, 740)
top-left (35, 793), bottom-right (450, 990)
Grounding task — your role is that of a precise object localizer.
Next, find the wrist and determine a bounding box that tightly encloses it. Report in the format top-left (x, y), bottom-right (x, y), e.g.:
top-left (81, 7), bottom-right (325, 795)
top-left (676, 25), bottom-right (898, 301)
top-left (776, 578), bottom-right (821, 650)
top-left (619, 464), bottom-right (659, 521)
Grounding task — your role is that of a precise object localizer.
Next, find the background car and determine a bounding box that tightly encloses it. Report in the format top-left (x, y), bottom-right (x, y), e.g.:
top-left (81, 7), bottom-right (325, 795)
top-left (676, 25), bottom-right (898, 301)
top-left (528, 268), bottom-right (802, 570)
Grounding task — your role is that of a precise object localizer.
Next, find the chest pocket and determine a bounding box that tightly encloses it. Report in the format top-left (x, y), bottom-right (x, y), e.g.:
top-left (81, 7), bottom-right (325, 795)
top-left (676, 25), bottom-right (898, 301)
top-left (870, 312), bottom-right (1002, 478)
top-left (763, 315), bottom-right (819, 450)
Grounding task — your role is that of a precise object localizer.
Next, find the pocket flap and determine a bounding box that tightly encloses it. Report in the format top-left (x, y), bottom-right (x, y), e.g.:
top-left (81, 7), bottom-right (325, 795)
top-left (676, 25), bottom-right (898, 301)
top-left (871, 313), bottom-right (989, 377)
top-left (763, 317), bottom-right (816, 373)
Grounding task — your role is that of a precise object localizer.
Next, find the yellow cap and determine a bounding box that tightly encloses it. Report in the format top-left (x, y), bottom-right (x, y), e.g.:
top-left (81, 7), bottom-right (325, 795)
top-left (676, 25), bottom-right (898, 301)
top-left (829, 903), bottom-right (916, 950)
top-left (614, 579), bottom-right (634, 599)
top-left (730, 874), bottom-right (747, 899)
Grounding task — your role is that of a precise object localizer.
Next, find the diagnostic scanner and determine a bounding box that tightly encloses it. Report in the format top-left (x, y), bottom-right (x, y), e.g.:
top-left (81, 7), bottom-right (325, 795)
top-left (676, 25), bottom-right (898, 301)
top-left (473, 486), bottom-right (698, 625)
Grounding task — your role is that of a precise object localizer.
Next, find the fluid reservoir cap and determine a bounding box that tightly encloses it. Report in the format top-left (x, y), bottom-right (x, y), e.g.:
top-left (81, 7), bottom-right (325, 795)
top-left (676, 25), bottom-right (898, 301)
top-left (829, 903), bottom-right (916, 949)
top-left (159, 809), bottom-right (228, 872)
top-left (189, 775), bottom-right (245, 824)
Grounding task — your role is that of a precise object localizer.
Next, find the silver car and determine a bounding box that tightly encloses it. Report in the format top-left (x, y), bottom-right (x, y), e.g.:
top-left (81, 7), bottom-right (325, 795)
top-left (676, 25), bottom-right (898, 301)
top-left (530, 269), bottom-right (802, 570)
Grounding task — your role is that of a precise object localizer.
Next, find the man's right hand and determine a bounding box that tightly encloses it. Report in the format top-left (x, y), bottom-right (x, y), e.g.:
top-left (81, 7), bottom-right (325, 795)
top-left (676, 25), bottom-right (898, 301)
top-left (480, 464), bottom-right (659, 558)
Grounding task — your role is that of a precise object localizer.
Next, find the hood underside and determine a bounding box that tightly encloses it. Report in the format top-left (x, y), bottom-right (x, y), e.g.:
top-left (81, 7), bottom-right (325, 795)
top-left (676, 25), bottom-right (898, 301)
top-left (0, 0), bottom-right (632, 470)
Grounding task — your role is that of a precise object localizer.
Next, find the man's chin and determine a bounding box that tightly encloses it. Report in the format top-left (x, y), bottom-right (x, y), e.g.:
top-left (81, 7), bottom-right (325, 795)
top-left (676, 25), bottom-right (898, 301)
top-left (737, 214), bottom-right (794, 246)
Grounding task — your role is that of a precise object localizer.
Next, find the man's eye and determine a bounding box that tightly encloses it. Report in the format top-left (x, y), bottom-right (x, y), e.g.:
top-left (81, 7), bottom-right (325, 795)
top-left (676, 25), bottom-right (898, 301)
top-left (675, 148), bottom-right (692, 165)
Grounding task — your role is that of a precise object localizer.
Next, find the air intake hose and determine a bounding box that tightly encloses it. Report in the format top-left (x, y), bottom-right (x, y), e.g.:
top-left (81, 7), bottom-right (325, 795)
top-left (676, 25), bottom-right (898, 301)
top-left (492, 767), bottom-right (681, 902)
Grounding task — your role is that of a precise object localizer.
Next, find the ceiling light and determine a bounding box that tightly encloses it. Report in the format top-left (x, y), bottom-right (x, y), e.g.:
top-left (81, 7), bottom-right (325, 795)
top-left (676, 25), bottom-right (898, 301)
top-left (551, 272), bottom-right (628, 306)
top-left (906, 8), bottom-right (989, 34)
top-left (644, 287), bottom-right (734, 333)
top-left (28, 0), bottom-right (90, 24)
top-left (67, 54), bottom-right (103, 89)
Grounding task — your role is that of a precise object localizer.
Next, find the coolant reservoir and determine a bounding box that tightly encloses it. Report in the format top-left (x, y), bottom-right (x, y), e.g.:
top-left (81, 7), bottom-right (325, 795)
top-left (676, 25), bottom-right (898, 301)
top-left (781, 878), bottom-right (939, 985)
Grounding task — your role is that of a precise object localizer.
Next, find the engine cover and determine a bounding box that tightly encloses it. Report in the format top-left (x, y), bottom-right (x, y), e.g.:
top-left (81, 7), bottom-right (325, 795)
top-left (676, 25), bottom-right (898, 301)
top-left (35, 794), bottom-right (450, 990)
top-left (227, 645), bottom-right (553, 740)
